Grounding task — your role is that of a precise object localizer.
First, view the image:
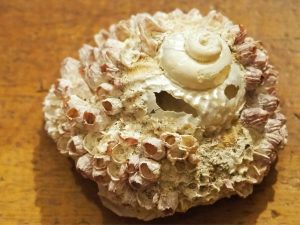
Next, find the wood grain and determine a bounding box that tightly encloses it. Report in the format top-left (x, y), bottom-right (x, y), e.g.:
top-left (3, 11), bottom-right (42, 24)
top-left (0, 0), bottom-right (299, 224)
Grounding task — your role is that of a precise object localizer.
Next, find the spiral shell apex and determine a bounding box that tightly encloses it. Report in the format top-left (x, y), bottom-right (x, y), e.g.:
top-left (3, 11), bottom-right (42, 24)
top-left (43, 8), bottom-right (287, 221)
top-left (160, 29), bottom-right (232, 90)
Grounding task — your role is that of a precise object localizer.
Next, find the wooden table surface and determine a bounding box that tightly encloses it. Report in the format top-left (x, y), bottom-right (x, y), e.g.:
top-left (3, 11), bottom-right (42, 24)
top-left (0, 0), bottom-right (299, 224)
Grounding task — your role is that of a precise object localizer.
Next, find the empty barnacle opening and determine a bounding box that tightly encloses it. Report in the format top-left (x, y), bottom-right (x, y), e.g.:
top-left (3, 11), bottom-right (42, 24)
top-left (143, 143), bottom-right (158, 155)
top-left (83, 111), bottom-right (96, 125)
top-left (102, 100), bottom-right (113, 111)
top-left (66, 107), bottom-right (79, 119)
top-left (101, 98), bottom-right (122, 115)
top-left (123, 137), bottom-right (139, 146)
top-left (181, 137), bottom-right (193, 148)
top-left (224, 84), bottom-right (239, 100)
top-left (163, 134), bottom-right (176, 146)
top-left (154, 91), bottom-right (198, 116)
top-left (126, 163), bottom-right (137, 174)
top-left (128, 173), bottom-right (144, 190)
top-left (107, 162), bottom-right (121, 181)
top-left (111, 144), bottom-right (127, 164)
top-left (129, 179), bottom-right (142, 190)
top-left (139, 163), bottom-right (157, 180)
top-left (139, 159), bottom-right (161, 181)
top-left (93, 170), bottom-right (111, 184)
top-left (93, 155), bottom-right (110, 169)
top-left (67, 136), bottom-right (86, 157)
top-left (168, 148), bottom-right (188, 159)
top-left (126, 154), bottom-right (139, 173)
top-left (94, 158), bottom-right (107, 169)
top-left (180, 135), bottom-right (197, 149)
top-left (119, 132), bottom-right (140, 146)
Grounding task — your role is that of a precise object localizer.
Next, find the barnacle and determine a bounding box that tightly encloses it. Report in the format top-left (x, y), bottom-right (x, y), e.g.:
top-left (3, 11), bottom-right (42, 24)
top-left (43, 9), bottom-right (287, 221)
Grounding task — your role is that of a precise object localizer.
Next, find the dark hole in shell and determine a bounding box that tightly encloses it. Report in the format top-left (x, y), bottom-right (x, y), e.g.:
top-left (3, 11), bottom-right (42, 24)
top-left (144, 143), bottom-right (157, 155)
top-left (83, 111), bottom-right (96, 125)
top-left (102, 101), bottom-right (112, 111)
top-left (154, 91), bottom-right (198, 116)
top-left (66, 107), bottom-right (79, 119)
top-left (165, 135), bottom-right (176, 145)
top-left (224, 84), bottom-right (239, 100)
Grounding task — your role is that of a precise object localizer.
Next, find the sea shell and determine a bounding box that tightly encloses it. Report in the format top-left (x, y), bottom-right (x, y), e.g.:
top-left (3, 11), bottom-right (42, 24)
top-left (43, 9), bottom-right (287, 221)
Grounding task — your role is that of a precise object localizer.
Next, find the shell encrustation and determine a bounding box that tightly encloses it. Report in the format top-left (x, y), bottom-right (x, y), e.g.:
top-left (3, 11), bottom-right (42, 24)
top-left (43, 9), bottom-right (287, 221)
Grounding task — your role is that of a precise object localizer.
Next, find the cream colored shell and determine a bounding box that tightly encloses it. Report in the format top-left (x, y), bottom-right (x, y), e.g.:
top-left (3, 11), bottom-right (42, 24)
top-left (160, 29), bottom-right (232, 90)
top-left (43, 9), bottom-right (287, 221)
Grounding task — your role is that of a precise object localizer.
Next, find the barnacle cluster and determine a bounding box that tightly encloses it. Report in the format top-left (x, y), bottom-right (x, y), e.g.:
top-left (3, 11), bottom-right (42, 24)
top-left (43, 9), bottom-right (287, 220)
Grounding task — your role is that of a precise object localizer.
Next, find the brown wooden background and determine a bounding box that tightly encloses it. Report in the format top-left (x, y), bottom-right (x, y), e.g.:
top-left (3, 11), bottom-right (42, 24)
top-left (0, 0), bottom-right (299, 224)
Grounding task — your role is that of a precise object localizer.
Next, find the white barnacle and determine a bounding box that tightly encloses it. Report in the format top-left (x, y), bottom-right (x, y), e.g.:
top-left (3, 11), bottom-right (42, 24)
top-left (110, 144), bottom-right (129, 164)
top-left (138, 158), bottom-right (161, 181)
top-left (160, 132), bottom-right (180, 148)
top-left (167, 148), bottom-right (189, 164)
top-left (83, 132), bottom-right (102, 154)
top-left (76, 153), bottom-right (93, 178)
top-left (67, 135), bottom-right (86, 158)
top-left (101, 97), bottom-right (122, 115)
top-left (96, 82), bottom-right (114, 99)
top-left (106, 162), bottom-right (123, 182)
top-left (128, 172), bottom-right (150, 190)
top-left (142, 137), bottom-right (165, 160)
top-left (126, 154), bottom-right (140, 174)
top-left (110, 20), bottom-right (131, 41)
top-left (66, 107), bottom-right (80, 121)
top-left (119, 130), bottom-right (140, 146)
top-left (56, 135), bottom-right (71, 155)
top-left (178, 135), bottom-right (198, 153)
top-left (93, 154), bottom-right (111, 170)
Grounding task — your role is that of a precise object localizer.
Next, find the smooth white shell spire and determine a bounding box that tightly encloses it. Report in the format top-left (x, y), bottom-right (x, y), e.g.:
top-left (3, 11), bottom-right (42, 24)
top-left (160, 29), bottom-right (232, 90)
top-left (185, 30), bottom-right (222, 62)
